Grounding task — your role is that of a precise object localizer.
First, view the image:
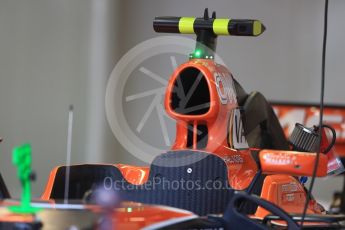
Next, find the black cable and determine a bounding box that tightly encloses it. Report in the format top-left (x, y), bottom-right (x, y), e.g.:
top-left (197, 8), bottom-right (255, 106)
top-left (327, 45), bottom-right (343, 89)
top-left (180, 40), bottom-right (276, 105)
top-left (322, 124), bottom-right (337, 153)
top-left (300, 0), bottom-right (328, 227)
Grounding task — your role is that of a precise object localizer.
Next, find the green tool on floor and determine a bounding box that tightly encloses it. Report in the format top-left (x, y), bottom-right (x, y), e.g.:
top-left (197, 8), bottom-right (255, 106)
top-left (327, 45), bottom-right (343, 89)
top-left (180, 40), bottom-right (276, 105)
top-left (9, 144), bottom-right (40, 214)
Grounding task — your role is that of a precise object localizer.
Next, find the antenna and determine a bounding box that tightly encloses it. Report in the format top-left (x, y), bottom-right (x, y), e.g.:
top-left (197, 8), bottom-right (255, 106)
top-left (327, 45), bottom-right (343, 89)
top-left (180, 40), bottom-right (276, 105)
top-left (300, 0), bottom-right (328, 227)
top-left (64, 105), bottom-right (74, 204)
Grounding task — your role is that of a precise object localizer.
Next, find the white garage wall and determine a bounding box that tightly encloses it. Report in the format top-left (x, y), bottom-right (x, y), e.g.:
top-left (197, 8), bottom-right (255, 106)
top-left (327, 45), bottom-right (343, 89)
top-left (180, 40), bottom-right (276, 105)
top-left (0, 0), bottom-right (124, 197)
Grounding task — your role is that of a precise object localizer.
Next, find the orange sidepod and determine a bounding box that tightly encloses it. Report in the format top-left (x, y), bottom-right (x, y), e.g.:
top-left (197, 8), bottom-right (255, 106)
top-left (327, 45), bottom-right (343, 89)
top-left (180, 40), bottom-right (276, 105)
top-left (259, 150), bottom-right (328, 177)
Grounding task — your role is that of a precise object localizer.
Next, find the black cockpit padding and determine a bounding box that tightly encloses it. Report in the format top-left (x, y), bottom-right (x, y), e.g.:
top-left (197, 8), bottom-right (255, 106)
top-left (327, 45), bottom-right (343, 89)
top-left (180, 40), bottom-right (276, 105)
top-left (121, 151), bottom-right (234, 216)
top-left (0, 173), bottom-right (10, 199)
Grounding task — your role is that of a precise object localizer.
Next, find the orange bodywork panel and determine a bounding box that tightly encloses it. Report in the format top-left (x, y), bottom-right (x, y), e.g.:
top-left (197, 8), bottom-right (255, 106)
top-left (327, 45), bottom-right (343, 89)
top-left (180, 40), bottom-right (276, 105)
top-left (259, 150), bottom-right (328, 177)
top-left (115, 164), bottom-right (149, 185)
top-left (114, 202), bottom-right (196, 229)
top-left (0, 212), bottom-right (36, 223)
top-left (41, 164), bottom-right (150, 200)
top-left (221, 148), bottom-right (258, 190)
top-left (41, 166), bottom-right (59, 200)
top-left (254, 175), bottom-right (322, 219)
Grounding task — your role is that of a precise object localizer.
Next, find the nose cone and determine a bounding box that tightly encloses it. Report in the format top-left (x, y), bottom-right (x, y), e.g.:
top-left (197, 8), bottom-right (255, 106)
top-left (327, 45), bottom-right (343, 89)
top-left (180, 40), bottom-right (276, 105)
top-left (262, 24), bottom-right (266, 33)
top-left (261, 24), bottom-right (266, 33)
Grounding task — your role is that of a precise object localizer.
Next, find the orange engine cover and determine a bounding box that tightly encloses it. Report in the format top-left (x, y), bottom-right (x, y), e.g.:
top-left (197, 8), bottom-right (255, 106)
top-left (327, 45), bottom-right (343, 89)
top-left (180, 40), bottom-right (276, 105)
top-left (164, 59), bottom-right (258, 190)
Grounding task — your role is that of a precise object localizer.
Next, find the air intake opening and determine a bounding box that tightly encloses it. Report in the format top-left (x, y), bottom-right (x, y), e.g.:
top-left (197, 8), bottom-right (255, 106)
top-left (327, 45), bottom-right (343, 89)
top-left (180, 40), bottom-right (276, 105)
top-left (197, 124), bottom-right (208, 149)
top-left (187, 123), bottom-right (194, 148)
top-left (171, 67), bottom-right (210, 115)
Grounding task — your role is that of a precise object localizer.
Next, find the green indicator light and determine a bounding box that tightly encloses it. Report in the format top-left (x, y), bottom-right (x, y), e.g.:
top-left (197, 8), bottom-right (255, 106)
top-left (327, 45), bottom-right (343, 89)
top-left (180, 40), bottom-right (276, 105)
top-left (194, 49), bottom-right (202, 58)
top-left (9, 144), bottom-right (41, 214)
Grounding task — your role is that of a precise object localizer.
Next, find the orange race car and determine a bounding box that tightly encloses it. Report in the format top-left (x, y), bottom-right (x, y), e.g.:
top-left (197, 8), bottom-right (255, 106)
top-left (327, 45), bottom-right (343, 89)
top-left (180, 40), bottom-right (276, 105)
top-left (1, 8), bottom-right (345, 230)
